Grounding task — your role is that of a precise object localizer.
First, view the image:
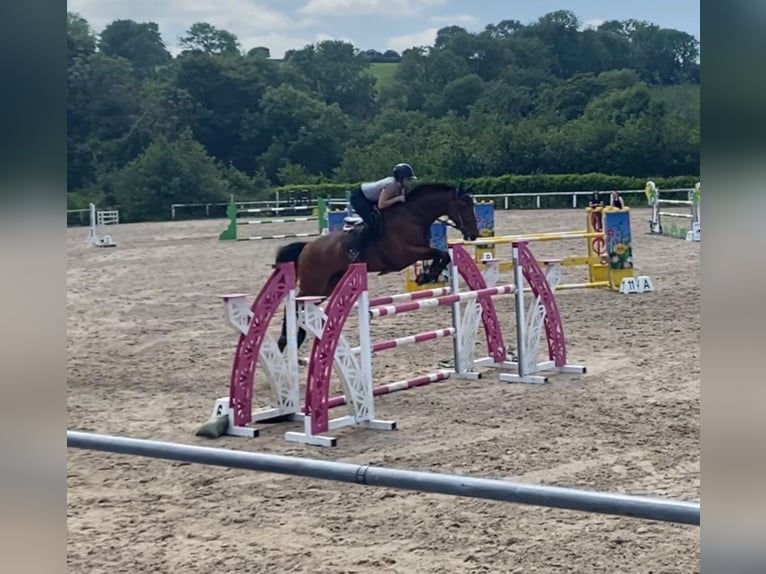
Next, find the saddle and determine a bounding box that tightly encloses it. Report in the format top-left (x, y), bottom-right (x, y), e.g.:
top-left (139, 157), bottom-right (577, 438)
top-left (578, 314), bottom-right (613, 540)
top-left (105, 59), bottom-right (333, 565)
top-left (342, 212), bottom-right (383, 236)
top-left (342, 215), bottom-right (363, 232)
top-left (345, 211), bottom-right (389, 269)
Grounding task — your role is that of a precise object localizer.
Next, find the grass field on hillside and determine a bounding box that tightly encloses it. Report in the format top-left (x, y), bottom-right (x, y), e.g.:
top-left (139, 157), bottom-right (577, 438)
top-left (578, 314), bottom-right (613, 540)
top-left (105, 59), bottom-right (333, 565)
top-left (650, 84), bottom-right (700, 107)
top-left (369, 62), bottom-right (399, 90)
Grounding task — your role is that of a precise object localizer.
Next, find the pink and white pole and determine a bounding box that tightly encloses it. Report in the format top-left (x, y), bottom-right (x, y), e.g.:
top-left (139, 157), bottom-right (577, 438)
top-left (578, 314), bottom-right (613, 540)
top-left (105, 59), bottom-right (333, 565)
top-left (369, 285), bottom-right (514, 318)
top-left (368, 286), bottom-right (452, 308)
top-left (353, 327), bottom-right (456, 354)
top-left (325, 370), bottom-right (451, 409)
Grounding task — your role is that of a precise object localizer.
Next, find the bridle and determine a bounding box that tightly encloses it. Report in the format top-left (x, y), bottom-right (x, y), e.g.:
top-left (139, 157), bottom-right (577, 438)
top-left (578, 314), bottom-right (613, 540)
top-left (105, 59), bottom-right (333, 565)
top-left (437, 191), bottom-right (473, 240)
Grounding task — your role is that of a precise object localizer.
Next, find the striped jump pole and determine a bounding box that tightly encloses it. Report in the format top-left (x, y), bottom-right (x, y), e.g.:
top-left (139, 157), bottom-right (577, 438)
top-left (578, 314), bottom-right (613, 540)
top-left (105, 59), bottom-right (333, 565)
top-left (656, 199), bottom-right (693, 206)
top-left (239, 217), bottom-right (317, 224)
top-left (237, 232), bottom-right (319, 241)
top-left (465, 231), bottom-right (604, 245)
top-left (324, 371), bottom-right (451, 409)
top-left (240, 206), bottom-right (314, 213)
top-left (370, 285), bottom-right (515, 318)
top-left (368, 286), bottom-right (452, 308)
top-left (352, 327), bottom-right (456, 353)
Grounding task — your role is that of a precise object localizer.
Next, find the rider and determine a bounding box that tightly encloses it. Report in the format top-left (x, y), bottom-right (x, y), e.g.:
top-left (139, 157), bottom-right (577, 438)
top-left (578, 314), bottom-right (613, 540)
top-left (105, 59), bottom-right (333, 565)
top-left (348, 163), bottom-right (417, 260)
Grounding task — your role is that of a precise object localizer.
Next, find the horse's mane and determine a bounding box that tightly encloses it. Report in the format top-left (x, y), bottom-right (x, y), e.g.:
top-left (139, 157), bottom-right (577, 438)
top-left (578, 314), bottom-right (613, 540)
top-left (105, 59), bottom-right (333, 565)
top-left (407, 182), bottom-right (470, 202)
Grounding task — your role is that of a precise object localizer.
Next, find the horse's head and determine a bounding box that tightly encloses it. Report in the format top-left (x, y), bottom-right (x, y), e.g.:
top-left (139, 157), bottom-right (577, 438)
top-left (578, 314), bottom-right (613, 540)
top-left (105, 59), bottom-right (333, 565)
top-left (407, 183), bottom-right (480, 241)
top-left (447, 188), bottom-right (480, 241)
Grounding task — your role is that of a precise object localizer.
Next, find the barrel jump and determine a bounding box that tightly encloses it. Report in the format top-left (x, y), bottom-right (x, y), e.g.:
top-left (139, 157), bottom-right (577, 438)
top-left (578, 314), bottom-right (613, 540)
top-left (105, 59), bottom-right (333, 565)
top-left (199, 242), bottom-right (586, 447)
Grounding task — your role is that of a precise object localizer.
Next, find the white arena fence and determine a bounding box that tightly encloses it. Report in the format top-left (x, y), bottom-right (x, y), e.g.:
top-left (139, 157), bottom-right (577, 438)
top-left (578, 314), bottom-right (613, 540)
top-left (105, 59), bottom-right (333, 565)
top-left (169, 188), bottom-right (693, 221)
top-left (67, 206), bottom-right (120, 227)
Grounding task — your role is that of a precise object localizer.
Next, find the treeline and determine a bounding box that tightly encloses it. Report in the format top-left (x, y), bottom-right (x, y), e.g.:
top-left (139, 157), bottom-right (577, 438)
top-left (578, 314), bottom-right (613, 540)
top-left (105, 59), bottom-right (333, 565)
top-left (67, 10), bottom-right (700, 221)
top-left (358, 49), bottom-right (402, 63)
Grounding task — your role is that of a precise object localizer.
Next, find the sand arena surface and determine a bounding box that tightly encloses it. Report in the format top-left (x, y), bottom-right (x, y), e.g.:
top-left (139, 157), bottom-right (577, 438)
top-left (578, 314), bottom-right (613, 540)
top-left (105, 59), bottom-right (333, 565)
top-left (67, 208), bottom-right (700, 573)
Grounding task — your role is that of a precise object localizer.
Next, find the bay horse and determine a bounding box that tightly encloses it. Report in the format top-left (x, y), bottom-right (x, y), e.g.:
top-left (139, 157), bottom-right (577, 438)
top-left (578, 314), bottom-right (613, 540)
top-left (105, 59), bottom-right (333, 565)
top-left (274, 182), bottom-right (480, 352)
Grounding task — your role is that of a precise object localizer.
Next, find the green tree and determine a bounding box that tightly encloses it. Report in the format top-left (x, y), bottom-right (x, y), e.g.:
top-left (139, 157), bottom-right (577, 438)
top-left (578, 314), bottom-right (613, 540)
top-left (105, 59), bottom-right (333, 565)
top-left (484, 19), bottom-right (524, 39)
top-left (441, 74), bottom-right (484, 116)
top-left (540, 73), bottom-right (603, 120)
top-left (277, 163), bottom-right (311, 185)
top-left (111, 131), bottom-right (231, 220)
top-left (247, 46), bottom-right (271, 59)
top-left (174, 51), bottom-right (275, 171)
top-left (99, 20), bottom-right (171, 76)
top-left (67, 12), bottom-right (96, 64)
top-left (67, 52), bottom-right (147, 190)
top-left (434, 26), bottom-right (470, 49)
top-left (253, 85), bottom-right (351, 178)
top-left (286, 40), bottom-right (376, 117)
top-left (179, 23), bottom-right (240, 55)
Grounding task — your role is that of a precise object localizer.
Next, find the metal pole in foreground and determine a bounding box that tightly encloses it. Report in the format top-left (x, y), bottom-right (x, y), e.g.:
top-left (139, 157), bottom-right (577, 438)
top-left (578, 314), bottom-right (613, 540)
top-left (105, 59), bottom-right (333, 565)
top-left (67, 431), bottom-right (699, 526)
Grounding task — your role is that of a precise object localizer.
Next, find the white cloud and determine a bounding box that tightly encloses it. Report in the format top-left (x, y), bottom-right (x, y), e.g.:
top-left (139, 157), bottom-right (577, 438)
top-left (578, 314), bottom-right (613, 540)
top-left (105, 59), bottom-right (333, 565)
top-left (429, 13), bottom-right (478, 27)
top-left (300, 0), bottom-right (444, 16)
top-left (386, 27), bottom-right (438, 53)
top-left (66, 0), bottom-right (461, 56)
top-left (67, 0), bottom-right (310, 55)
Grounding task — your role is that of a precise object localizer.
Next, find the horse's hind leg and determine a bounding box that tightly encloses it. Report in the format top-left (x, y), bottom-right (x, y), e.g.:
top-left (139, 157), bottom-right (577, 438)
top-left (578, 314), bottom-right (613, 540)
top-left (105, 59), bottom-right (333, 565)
top-left (326, 271), bottom-right (346, 294)
top-left (277, 307), bottom-right (295, 352)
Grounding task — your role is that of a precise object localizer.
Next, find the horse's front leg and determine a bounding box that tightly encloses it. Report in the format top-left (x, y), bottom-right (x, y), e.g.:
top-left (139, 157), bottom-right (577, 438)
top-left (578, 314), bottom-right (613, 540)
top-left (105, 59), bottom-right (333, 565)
top-left (416, 248), bottom-right (451, 285)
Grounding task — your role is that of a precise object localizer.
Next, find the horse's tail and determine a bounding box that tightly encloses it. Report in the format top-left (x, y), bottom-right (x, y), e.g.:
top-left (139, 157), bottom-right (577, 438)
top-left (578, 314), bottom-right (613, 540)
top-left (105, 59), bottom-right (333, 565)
top-left (275, 241), bottom-right (308, 264)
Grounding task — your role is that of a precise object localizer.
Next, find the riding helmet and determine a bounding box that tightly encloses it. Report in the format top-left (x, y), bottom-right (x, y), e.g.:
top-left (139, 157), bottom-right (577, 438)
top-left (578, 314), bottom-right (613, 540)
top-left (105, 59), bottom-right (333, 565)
top-left (393, 163), bottom-right (416, 181)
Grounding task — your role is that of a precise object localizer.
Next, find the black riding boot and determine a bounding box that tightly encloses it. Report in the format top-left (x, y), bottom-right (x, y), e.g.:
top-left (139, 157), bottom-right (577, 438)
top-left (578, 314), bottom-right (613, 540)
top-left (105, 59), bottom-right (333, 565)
top-left (348, 189), bottom-right (378, 262)
top-left (356, 222), bottom-right (376, 260)
top-left (348, 220), bottom-right (375, 262)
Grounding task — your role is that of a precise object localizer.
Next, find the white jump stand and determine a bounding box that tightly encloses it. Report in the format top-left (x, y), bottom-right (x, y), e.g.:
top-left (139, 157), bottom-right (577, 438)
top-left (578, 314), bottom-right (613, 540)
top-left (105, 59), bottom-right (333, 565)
top-left (478, 256), bottom-right (587, 384)
top-left (284, 295), bottom-right (396, 447)
top-left (686, 222), bottom-right (701, 242)
top-left (207, 292), bottom-right (302, 437)
top-left (86, 203), bottom-right (117, 248)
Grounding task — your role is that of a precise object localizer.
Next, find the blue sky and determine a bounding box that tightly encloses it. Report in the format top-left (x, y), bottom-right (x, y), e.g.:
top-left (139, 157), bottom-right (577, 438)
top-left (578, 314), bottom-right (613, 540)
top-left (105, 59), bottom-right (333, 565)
top-left (67, 0), bottom-right (700, 58)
